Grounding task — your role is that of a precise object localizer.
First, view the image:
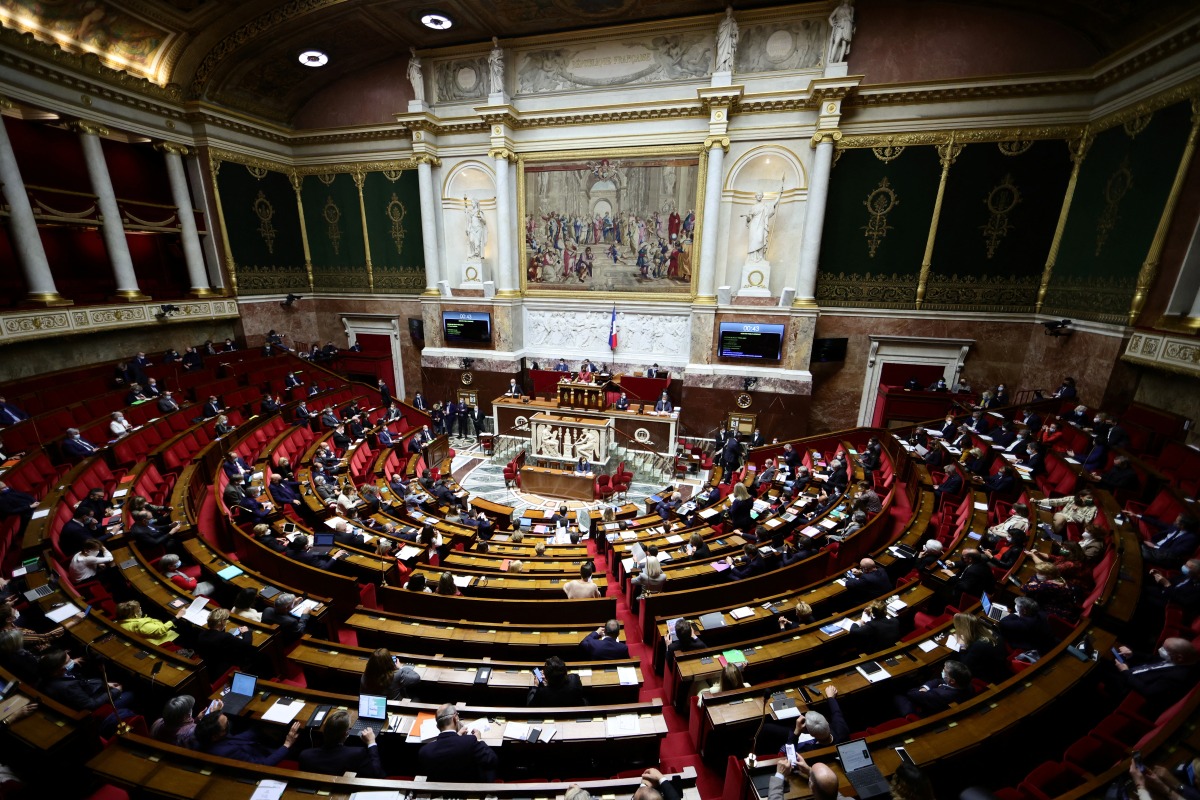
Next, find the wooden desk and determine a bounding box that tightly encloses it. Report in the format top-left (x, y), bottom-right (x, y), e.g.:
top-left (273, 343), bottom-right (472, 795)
top-left (521, 465), bottom-right (596, 501)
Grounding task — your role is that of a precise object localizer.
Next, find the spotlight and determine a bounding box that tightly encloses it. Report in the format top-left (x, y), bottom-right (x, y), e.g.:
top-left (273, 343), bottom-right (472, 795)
top-left (420, 12), bottom-right (453, 30)
top-left (1043, 319), bottom-right (1072, 337)
top-left (298, 50), bottom-right (329, 67)
top-left (281, 294), bottom-right (301, 308)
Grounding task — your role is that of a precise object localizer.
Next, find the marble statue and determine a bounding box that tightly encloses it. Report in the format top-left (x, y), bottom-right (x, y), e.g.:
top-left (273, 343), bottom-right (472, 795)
top-left (828, 0), bottom-right (855, 63)
top-left (537, 425), bottom-right (560, 458)
top-left (488, 37), bottom-right (504, 95)
top-left (742, 184), bottom-right (782, 263)
top-left (576, 428), bottom-right (600, 462)
top-left (715, 7), bottom-right (739, 73)
top-left (465, 199), bottom-right (487, 259)
top-left (407, 47), bottom-right (425, 102)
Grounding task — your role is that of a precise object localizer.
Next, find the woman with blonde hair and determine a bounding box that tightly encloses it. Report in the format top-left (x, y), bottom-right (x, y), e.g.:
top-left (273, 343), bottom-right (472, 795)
top-left (632, 556), bottom-right (667, 598)
top-left (507, 559), bottom-right (524, 573)
top-left (361, 647), bottom-right (420, 700)
top-left (951, 612), bottom-right (1006, 681)
top-left (729, 482), bottom-right (754, 532)
top-left (116, 600), bottom-right (181, 646)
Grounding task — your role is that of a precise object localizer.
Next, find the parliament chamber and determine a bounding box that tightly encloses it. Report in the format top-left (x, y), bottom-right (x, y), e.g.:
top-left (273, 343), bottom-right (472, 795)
top-left (1, 2), bottom-right (1200, 799)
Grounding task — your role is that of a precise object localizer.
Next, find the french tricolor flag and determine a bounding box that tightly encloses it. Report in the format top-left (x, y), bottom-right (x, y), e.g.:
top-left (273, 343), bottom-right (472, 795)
top-left (608, 307), bottom-right (618, 351)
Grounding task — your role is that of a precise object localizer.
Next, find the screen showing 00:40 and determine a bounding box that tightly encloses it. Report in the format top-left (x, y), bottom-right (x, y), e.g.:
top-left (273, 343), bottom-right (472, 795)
top-left (719, 323), bottom-right (784, 360)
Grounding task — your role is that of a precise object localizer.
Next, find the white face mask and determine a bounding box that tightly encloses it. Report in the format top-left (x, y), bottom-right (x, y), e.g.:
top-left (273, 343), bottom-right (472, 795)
top-left (1158, 646), bottom-right (1171, 662)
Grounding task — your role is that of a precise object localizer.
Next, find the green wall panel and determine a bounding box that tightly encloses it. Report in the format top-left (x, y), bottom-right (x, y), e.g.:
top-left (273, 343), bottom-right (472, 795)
top-left (364, 170), bottom-right (425, 294)
top-left (302, 173), bottom-right (366, 270)
top-left (816, 145), bottom-right (941, 308)
top-left (923, 139), bottom-right (1072, 313)
top-left (215, 162), bottom-right (307, 295)
top-left (1045, 100), bottom-right (1193, 323)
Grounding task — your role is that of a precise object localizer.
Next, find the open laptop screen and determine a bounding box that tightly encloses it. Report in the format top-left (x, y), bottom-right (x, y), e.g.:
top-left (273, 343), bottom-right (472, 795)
top-left (981, 593), bottom-right (993, 614)
top-left (230, 672), bottom-right (257, 696)
top-left (358, 694), bottom-right (387, 721)
top-left (314, 532), bottom-right (336, 547)
top-left (837, 739), bottom-right (875, 772)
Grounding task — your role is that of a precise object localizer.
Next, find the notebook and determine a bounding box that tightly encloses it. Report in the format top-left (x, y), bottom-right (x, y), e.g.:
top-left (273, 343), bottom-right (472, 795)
top-left (221, 672), bottom-right (259, 716)
top-left (348, 694), bottom-right (388, 736)
top-left (837, 738), bottom-right (891, 799)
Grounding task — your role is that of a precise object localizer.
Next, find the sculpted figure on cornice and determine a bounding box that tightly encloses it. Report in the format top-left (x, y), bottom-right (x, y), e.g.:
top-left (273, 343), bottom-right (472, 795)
top-left (407, 47), bottom-right (425, 103)
top-left (525, 309), bottom-right (688, 356)
top-left (828, 0), bottom-right (855, 63)
top-left (714, 7), bottom-right (738, 73)
top-left (515, 34), bottom-right (712, 94)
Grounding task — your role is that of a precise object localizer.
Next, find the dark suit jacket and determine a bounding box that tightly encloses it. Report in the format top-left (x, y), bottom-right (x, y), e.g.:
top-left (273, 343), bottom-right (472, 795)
top-left (845, 568), bottom-right (892, 602)
top-left (527, 674), bottom-right (586, 707)
top-left (935, 472), bottom-right (964, 496)
top-left (848, 616), bottom-right (902, 652)
top-left (785, 697), bottom-right (850, 751)
top-left (261, 606), bottom-right (308, 641)
top-left (129, 522), bottom-right (172, 549)
top-left (62, 437), bottom-right (99, 459)
top-left (998, 612), bottom-right (1054, 654)
top-left (157, 397), bottom-right (180, 414)
top-left (904, 678), bottom-right (972, 714)
top-left (299, 743), bottom-right (385, 778)
top-left (579, 632), bottom-right (630, 660)
top-left (1123, 660), bottom-right (1200, 717)
top-left (205, 730), bottom-right (289, 765)
top-left (0, 487), bottom-right (36, 517)
top-left (417, 730), bottom-right (499, 782)
top-left (949, 561), bottom-right (995, 598)
top-left (195, 627), bottom-right (256, 678)
top-left (42, 672), bottom-right (110, 711)
top-left (729, 497), bottom-right (754, 530)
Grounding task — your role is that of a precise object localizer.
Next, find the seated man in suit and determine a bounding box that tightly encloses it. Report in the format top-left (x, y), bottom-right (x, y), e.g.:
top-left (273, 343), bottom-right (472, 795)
top-left (418, 704), bottom-right (499, 782)
top-left (944, 549), bottom-right (995, 600)
top-left (223, 452), bottom-right (254, 486)
top-left (157, 391), bottom-right (180, 414)
top-left (261, 592), bottom-right (316, 641)
top-left (267, 473), bottom-right (302, 511)
top-left (927, 377), bottom-right (949, 392)
top-left (998, 597), bottom-right (1055, 655)
top-left (1144, 559), bottom-right (1200, 621)
top-left (61, 428), bottom-right (100, 460)
top-left (781, 685), bottom-right (849, 754)
top-left (286, 534), bottom-right (345, 571)
top-left (653, 391), bottom-right (673, 413)
top-left (0, 395), bottom-right (29, 426)
top-left (646, 363), bottom-right (662, 379)
top-left (1138, 513), bottom-right (1200, 570)
top-left (614, 391), bottom-right (631, 410)
top-left (260, 394), bottom-right (281, 416)
top-left (237, 486), bottom-right (274, 522)
top-left (195, 713), bottom-right (300, 766)
top-left (554, 358), bottom-right (570, 372)
top-left (580, 619), bottom-right (630, 660)
top-left (1093, 455), bottom-right (1139, 494)
top-left (893, 660), bottom-right (973, 716)
top-left (128, 509), bottom-right (182, 550)
top-left (844, 558), bottom-right (892, 603)
top-left (195, 608), bottom-right (260, 679)
top-left (1113, 637), bottom-right (1200, 718)
top-left (201, 396), bottom-right (223, 419)
top-left (298, 708), bottom-right (385, 778)
top-left (934, 462), bottom-right (964, 498)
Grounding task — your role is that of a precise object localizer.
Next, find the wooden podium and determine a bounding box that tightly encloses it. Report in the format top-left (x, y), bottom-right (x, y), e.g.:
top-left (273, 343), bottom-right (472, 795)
top-left (557, 380), bottom-right (607, 411)
top-left (422, 434), bottom-right (450, 469)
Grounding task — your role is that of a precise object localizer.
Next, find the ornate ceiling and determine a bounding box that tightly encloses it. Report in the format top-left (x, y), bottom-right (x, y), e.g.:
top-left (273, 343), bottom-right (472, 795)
top-left (0, 0), bottom-right (1193, 125)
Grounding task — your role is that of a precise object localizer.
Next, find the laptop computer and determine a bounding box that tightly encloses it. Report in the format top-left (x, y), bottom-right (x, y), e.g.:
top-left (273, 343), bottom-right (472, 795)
top-left (836, 739), bottom-right (892, 799)
top-left (348, 693), bottom-right (388, 736)
top-left (310, 531), bottom-right (337, 555)
top-left (982, 592), bottom-right (1010, 621)
top-left (221, 672), bottom-right (258, 716)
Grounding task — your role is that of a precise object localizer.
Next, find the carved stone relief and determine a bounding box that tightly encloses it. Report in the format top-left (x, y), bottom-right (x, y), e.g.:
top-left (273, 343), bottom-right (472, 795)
top-left (734, 20), bottom-right (828, 73)
top-left (433, 56), bottom-right (489, 103)
top-left (515, 34), bottom-right (712, 94)
top-left (523, 309), bottom-right (689, 357)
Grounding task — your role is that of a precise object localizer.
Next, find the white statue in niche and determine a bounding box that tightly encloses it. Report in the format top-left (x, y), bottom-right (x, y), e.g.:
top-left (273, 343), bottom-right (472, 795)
top-left (488, 37), bottom-right (504, 95)
top-left (407, 48), bottom-right (425, 102)
top-left (715, 7), bottom-right (739, 73)
top-left (576, 428), bottom-right (600, 462)
top-left (742, 183), bottom-right (783, 263)
top-left (465, 199), bottom-right (488, 259)
top-left (828, 0), bottom-right (855, 63)
top-left (537, 424), bottom-right (560, 458)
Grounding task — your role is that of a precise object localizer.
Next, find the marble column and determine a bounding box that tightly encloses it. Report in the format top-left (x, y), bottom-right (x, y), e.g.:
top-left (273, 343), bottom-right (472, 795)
top-left (795, 136), bottom-right (835, 307)
top-left (416, 156), bottom-right (441, 294)
top-left (492, 149), bottom-right (516, 294)
top-left (159, 144), bottom-right (212, 297)
top-left (0, 109), bottom-right (70, 305)
top-left (696, 136), bottom-right (729, 302)
top-left (75, 122), bottom-right (147, 301)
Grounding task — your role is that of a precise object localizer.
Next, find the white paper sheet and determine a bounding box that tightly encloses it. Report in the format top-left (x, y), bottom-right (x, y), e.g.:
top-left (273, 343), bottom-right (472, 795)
top-left (617, 666), bottom-right (638, 685)
top-left (45, 603), bottom-right (82, 623)
top-left (917, 639), bottom-right (940, 653)
top-left (606, 714), bottom-right (639, 737)
top-left (730, 606), bottom-right (754, 620)
top-left (260, 698), bottom-right (303, 724)
top-left (250, 780), bottom-right (287, 800)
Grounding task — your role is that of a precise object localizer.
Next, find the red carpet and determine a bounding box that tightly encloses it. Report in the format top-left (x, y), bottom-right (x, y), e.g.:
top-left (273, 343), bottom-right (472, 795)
top-left (587, 539), bottom-right (727, 798)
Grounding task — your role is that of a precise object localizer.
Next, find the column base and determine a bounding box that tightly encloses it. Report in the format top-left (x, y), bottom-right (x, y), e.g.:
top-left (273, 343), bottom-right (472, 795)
top-left (494, 289), bottom-right (522, 298)
top-left (791, 297), bottom-right (819, 309)
top-left (188, 287), bottom-right (219, 299)
top-left (111, 290), bottom-right (151, 303)
top-left (692, 295), bottom-right (717, 305)
top-left (20, 292), bottom-right (74, 307)
top-left (422, 288), bottom-right (442, 297)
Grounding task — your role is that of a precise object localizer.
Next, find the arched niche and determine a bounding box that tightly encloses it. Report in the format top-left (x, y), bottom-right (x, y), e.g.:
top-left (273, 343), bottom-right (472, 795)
top-left (442, 161), bottom-right (498, 285)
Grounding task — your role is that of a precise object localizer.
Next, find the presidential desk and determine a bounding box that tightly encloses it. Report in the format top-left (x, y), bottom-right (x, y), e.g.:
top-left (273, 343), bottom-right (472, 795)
top-left (521, 464), bottom-right (596, 501)
top-left (492, 397), bottom-right (679, 458)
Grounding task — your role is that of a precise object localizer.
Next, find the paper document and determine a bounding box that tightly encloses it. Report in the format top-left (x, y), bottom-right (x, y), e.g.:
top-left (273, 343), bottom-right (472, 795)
top-left (416, 717), bottom-right (440, 742)
top-left (617, 666), bottom-right (638, 685)
top-left (730, 606), bottom-right (754, 620)
top-left (606, 714), bottom-right (640, 737)
top-left (452, 575), bottom-right (473, 588)
top-left (945, 634), bottom-right (963, 652)
top-left (46, 603), bottom-right (82, 623)
top-left (917, 639), bottom-right (940, 653)
top-left (973, 502), bottom-right (988, 511)
top-left (182, 596), bottom-right (211, 626)
top-left (261, 698), bottom-right (303, 724)
top-left (504, 721), bottom-right (529, 739)
top-left (396, 545), bottom-right (421, 560)
top-left (250, 780), bottom-right (287, 800)
top-left (292, 599), bottom-right (320, 616)
top-left (31, 509), bottom-right (49, 519)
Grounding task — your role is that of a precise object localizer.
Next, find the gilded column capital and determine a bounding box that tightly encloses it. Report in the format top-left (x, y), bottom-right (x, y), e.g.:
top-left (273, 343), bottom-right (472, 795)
top-left (153, 142), bottom-right (190, 156)
top-left (0, 95), bottom-right (13, 110)
top-left (488, 147), bottom-right (518, 163)
top-left (66, 119), bottom-right (110, 136)
top-left (811, 129), bottom-right (842, 148)
top-left (703, 135), bottom-right (730, 153)
top-left (413, 153), bottom-right (443, 168)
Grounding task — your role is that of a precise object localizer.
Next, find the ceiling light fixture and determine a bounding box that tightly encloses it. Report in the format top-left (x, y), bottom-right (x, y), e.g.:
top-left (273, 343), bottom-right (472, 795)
top-left (420, 12), bottom-right (453, 30)
top-left (298, 50), bottom-right (329, 67)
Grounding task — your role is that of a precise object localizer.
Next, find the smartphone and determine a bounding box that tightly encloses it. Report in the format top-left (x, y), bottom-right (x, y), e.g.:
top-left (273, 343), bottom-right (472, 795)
top-left (1111, 647), bottom-right (1126, 665)
top-left (895, 746), bottom-right (915, 766)
top-left (533, 668), bottom-right (545, 682)
top-left (785, 744), bottom-right (798, 766)
top-left (206, 699), bottom-right (220, 714)
top-left (1132, 751), bottom-right (1145, 771)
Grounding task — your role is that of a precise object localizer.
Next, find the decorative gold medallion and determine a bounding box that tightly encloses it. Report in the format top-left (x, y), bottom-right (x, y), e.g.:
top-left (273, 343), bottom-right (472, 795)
top-left (862, 177), bottom-right (898, 258)
top-left (1095, 157), bottom-right (1133, 256)
top-left (253, 191), bottom-right (276, 254)
top-left (980, 174), bottom-right (1020, 259)
top-left (735, 392), bottom-right (752, 409)
top-left (871, 145), bottom-right (905, 163)
top-left (323, 196), bottom-right (342, 255)
top-left (461, 371), bottom-right (474, 385)
top-left (387, 193), bottom-right (408, 255)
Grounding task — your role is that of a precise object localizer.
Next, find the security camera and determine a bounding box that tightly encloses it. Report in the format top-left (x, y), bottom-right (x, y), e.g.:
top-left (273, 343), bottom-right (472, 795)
top-left (281, 293), bottom-right (301, 308)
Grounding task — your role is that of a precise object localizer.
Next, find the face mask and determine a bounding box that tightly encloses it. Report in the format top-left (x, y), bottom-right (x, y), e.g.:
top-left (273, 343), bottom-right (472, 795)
top-left (1081, 498), bottom-right (1093, 505)
top-left (1094, 417), bottom-right (1102, 424)
top-left (941, 672), bottom-right (951, 685)
top-left (1183, 566), bottom-right (1192, 577)
top-left (64, 659), bottom-right (75, 672)
top-left (1048, 426), bottom-right (1057, 432)
top-left (1158, 646), bottom-right (1171, 662)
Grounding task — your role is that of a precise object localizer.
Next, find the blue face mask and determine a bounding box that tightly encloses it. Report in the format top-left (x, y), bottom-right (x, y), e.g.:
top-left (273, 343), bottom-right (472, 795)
top-left (1183, 566), bottom-right (1192, 577)
top-left (63, 659), bottom-right (75, 672)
